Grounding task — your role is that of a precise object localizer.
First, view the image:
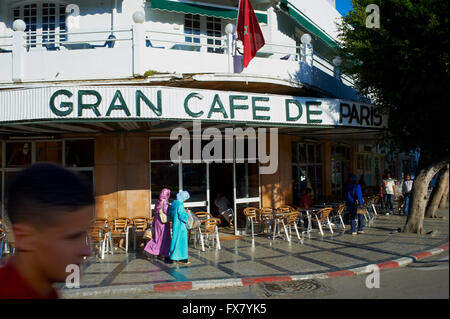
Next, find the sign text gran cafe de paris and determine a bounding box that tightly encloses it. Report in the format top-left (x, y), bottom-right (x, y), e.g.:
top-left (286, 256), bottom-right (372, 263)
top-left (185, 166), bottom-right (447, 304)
top-left (0, 86), bottom-right (386, 128)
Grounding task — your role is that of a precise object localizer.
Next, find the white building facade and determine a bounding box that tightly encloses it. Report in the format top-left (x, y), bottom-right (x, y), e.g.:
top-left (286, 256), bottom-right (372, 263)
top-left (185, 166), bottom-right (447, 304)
top-left (0, 0), bottom-right (389, 234)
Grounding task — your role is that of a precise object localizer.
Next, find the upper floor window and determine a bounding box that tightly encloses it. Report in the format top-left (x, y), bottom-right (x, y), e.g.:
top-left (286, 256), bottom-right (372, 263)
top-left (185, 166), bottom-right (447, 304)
top-left (12, 2), bottom-right (67, 48)
top-left (206, 16), bottom-right (222, 54)
top-left (184, 14), bottom-right (200, 44)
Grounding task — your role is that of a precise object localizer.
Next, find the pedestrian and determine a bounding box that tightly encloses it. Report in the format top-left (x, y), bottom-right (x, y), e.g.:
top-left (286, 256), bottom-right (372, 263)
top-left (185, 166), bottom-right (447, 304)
top-left (168, 191), bottom-right (190, 265)
top-left (144, 188), bottom-right (171, 261)
top-left (0, 163), bottom-right (94, 299)
top-left (380, 171), bottom-right (397, 215)
top-left (298, 188), bottom-right (312, 209)
top-left (402, 173), bottom-right (413, 216)
top-left (347, 174), bottom-right (365, 235)
top-left (214, 192), bottom-right (233, 227)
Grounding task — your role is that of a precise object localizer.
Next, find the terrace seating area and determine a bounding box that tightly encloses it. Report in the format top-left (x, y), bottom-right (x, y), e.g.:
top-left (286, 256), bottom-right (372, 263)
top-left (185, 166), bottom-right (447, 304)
top-left (0, 195), bottom-right (391, 262)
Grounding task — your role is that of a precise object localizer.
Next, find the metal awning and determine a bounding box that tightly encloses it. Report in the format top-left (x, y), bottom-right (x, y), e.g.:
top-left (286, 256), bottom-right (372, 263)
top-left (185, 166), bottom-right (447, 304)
top-left (149, 0), bottom-right (268, 23)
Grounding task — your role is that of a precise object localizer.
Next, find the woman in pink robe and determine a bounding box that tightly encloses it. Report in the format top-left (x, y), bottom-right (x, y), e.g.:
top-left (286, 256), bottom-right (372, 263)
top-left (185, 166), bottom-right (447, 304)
top-left (144, 188), bottom-right (171, 258)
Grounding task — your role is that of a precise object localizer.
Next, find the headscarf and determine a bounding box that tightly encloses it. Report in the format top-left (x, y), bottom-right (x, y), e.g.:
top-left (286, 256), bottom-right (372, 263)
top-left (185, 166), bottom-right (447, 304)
top-left (176, 191), bottom-right (190, 202)
top-left (155, 188), bottom-right (170, 216)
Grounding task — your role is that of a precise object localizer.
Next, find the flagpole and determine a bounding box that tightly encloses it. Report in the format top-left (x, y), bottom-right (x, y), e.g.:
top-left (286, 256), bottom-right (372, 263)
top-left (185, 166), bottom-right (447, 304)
top-left (236, 0), bottom-right (242, 32)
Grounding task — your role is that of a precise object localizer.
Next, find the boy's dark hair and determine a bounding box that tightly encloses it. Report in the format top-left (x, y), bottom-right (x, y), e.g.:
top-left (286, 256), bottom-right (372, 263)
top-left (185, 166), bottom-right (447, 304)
top-left (6, 163), bottom-right (95, 228)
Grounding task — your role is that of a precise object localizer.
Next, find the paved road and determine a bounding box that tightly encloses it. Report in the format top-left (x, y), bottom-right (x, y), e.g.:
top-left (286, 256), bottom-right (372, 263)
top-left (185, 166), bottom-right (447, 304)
top-left (85, 251), bottom-right (448, 299)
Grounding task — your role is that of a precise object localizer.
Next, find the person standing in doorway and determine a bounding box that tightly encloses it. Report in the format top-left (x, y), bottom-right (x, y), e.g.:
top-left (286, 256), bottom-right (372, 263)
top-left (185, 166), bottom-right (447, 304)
top-left (298, 188), bottom-right (313, 209)
top-left (144, 188), bottom-right (171, 261)
top-left (214, 192), bottom-right (233, 227)
top-left (168, 191), bottom-right (190, 265)
top-left (347, 174), bottom-right (365, 235)
top-left (381, 172), bottom-right (397, 215)
top-left (402, 173), bottom-right (413, 216)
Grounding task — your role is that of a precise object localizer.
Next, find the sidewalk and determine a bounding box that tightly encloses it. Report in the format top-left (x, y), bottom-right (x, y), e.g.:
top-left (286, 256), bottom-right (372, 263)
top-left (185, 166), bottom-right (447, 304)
top-left (61, 207), bottom-right (449, 298)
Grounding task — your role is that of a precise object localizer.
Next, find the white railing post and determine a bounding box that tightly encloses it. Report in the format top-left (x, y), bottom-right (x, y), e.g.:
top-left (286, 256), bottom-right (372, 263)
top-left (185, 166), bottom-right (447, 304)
top-left (300, 42), bottom-right (313, 84)
top-left (132, 11), bottom-right (146, 77)
top-left (225, 23), bottom-right (236, 73)
top-left (12, 19), bottom-right (26, 83)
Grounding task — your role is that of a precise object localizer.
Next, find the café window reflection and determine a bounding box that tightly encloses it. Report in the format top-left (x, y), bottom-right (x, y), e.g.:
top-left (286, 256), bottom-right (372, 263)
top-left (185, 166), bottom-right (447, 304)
top-left (65, 139), bottom-right (94, 167)
top-left (6, 142), bottom-right (32, 168)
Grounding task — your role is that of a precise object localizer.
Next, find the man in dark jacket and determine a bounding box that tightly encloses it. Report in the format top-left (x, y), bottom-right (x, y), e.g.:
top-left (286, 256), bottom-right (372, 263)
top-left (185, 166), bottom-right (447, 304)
top-left (346, 174), bottom-right (364, 235)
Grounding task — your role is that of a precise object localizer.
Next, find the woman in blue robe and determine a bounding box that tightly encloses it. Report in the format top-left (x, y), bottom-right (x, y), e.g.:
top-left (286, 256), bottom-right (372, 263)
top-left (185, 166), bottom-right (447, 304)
top-left (168, 191), bottom-right (190, 264)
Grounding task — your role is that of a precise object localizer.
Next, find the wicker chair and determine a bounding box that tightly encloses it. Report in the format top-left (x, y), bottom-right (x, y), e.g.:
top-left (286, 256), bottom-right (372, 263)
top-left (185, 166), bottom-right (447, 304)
top-left (243, 207), bottom-right (260, 247)
top-left (110, 217), bottom-right (131, 252)
top-left (278, 211), bottom-right (302, 243)
top-left (132, 217), bottom-right (152, 251)
top-left (197, 218), bottom-right (221, 251)
top-left (87, 225), bottom-right (110, 259)
top-left (259, 207), bottom-right (274, 236)
top-left (311, 207), bottom-right (334, 236)
top-left (332, 204), bottom-right (346, 232)
top-left (92, 217), bottom-right (113, 255)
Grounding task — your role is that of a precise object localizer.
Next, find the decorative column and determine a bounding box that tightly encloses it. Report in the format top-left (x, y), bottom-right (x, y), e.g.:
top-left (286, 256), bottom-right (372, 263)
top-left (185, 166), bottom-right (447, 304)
top-left (12, 19), bottom-right (26, 82)
top-left (132, 11), bottom-right (146, 77)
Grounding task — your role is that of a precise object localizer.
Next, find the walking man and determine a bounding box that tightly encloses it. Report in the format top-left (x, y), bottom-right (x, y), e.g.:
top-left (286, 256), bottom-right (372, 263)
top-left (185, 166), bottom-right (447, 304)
top-left (402, 173), bottom-right (413, 216)
top-left (347, 174), bottom-right (365, 235)
top-left (381, 172), bottom-right (397, 215)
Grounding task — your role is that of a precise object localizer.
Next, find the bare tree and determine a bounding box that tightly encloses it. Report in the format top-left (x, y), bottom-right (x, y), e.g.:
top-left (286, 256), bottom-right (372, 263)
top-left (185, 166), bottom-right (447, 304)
top-left (425, 165), bottom-right (449, 218)
top-left (403, 159), bottom-right (448, 234)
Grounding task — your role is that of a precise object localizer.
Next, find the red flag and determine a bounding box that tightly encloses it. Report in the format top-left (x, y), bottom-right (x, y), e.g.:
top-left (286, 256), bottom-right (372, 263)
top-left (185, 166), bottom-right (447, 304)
top-left (236, 0), bottom-right (265, 68)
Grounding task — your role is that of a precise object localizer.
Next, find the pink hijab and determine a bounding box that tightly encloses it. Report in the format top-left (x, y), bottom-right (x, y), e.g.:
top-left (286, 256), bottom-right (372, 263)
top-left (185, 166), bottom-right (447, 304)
top-left (155, 188), bottom-right (170, 219)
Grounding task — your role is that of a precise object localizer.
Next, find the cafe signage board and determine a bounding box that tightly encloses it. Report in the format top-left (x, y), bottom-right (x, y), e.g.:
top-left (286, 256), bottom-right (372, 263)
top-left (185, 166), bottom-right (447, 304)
top-left (0, 86), bottom-right (387, 128)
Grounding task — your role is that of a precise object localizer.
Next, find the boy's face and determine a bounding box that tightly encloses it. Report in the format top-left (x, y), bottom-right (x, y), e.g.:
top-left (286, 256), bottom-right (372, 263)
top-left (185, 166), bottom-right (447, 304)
top-left (33, 205), bottom-right (93, 283)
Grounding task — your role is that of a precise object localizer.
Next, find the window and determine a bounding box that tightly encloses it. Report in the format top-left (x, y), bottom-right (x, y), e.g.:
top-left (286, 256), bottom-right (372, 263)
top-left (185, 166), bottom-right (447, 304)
top-left (0, 138), bottom-right (94, 216)
top-left (292, 142), bottom-right (323, 203)
top-left (331, 145), bottom-right (350, 199)
top-left (206, 16), bottom-right (222, 53)
top-left (12, 2), bottom-right (67, 48)
top-left (64, 139), bottom-right (94, 192)
top-left (5, 142), bottom-right (32, 168)
top-left (184, 14), bottom-right (200, 44)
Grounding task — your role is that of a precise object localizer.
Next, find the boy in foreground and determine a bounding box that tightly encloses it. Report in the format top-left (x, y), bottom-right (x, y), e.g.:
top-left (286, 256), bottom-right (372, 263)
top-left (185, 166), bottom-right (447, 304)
top-left (0, 163), bottom-right (94, 298)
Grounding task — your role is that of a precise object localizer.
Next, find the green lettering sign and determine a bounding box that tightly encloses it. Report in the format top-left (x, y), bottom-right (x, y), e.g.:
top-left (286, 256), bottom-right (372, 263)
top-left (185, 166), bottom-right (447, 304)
top-left (285, 99), bottom-right (303, 121)
top-left (136, 90), bottom-right (162, 116)
top-left (78, 90), bottom-right (101, 117)
top-left (207, 94), bottom-right (228, 119)
top-left (229, 95), bottom-right (248, 119)
top-left (306, 101), bottom-right (322, 124)
top-left (106, 90), bottom-right (131, 117)
top-left (252, 97), bottom-right (270, 121)
top-left (184, 93), bottom-right (204, 118)
top-left (49, 89), bottom-right (73, 117)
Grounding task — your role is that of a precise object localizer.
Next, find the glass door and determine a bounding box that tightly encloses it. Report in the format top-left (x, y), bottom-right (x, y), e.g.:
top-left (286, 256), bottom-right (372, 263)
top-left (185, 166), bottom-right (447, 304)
top-left (233, 160), bottom-right (261, 235)
top-left (181, 163), bottom-right (208, 212)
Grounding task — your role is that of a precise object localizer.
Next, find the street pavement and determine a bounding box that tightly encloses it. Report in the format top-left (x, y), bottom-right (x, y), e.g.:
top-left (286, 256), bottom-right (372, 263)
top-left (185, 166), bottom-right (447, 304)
top-left (60, 207), bottom-right (449, 298)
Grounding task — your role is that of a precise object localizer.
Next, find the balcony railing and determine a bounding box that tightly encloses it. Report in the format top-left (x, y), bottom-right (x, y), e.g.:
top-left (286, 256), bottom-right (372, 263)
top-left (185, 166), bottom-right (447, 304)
top-left (0, 18), bottom-right (359, 101)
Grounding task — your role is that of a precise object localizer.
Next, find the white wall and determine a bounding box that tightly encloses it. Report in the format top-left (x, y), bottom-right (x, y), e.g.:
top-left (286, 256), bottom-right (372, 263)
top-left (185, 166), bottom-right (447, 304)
top-left (288, 0), bottom-right (342, 41)
top-left (0, 53), bottom-right (12, 81)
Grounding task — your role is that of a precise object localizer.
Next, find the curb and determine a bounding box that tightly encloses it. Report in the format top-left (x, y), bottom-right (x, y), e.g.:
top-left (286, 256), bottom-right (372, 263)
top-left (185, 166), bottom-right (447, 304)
top-left (62, 241), bottom-right (449, 298)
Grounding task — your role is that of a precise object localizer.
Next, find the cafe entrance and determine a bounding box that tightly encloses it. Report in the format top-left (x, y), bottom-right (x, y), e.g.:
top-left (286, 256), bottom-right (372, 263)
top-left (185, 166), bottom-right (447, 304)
top-left (149, 136), bottom-right (261, 235)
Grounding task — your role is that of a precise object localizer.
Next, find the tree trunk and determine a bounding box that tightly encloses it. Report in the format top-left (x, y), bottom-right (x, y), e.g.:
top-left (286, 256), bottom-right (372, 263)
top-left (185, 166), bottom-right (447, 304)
top-left (439, 180), bottom-right (449, 209)
top-left (425, 165), bottom-right (449, 218)
top-left (403, 159), bottom-right (448, 234)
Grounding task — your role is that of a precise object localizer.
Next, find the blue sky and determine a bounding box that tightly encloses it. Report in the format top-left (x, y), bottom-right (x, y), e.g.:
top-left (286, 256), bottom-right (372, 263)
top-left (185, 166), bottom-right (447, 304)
top-left (336, 0), bottom-right (353, 16)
